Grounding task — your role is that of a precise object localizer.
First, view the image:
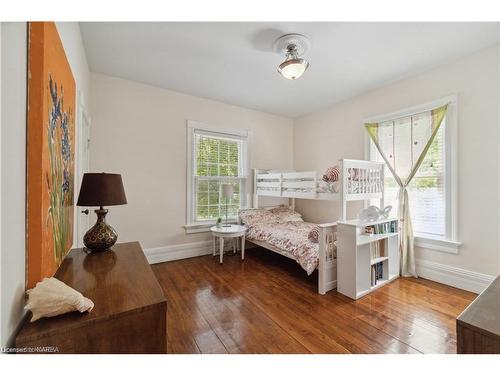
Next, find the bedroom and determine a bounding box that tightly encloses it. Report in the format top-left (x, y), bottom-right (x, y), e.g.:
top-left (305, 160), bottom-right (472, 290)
top-left (1, 0), bottom-right (500, 371)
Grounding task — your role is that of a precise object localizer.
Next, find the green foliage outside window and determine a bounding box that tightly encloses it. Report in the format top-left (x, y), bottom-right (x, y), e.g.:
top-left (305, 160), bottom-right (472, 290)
top-left (384, 126), bottom-right (444, 191)
top-left (195, 135), bottom-right (242, 221)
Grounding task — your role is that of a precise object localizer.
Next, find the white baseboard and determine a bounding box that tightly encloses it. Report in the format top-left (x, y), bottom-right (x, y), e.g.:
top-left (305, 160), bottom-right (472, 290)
top-left (416, 259), bottom-right (496, 294)
top-left (144, 240), bottom-right (212, 264)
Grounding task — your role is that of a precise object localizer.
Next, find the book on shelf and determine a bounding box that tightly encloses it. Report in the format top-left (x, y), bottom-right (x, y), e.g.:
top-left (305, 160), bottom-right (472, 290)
top-left (370, 262), bottom-right (384, 286)
top-left (364, 219), bottom-right (397, 235)
top-left (369, 238), bottom-right (386, 259)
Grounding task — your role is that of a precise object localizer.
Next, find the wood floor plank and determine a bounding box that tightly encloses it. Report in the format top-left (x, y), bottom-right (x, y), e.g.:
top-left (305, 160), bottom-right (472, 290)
top-left (175, 257), bottom-right (309, 353)
top-left (220, 252), bottom-right (420, 353)
top-left (155, 261), bottom-right (225, 353)
top-left (152, 248), bottom-right (476, 354)
top-left (201, 252), bottom-right (409, 353)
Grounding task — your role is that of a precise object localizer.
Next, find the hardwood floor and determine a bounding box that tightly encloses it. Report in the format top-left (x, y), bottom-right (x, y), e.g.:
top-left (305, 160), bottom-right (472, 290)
top-left (152, 247), bottom-right (476, 354)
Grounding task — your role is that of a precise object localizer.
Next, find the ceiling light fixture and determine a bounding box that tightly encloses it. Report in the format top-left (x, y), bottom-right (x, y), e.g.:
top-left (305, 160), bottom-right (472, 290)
top-left (274, 33), bottom-right (310, 80)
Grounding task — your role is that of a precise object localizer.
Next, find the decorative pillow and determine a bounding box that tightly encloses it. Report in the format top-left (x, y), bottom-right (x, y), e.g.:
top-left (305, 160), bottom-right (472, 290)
top-left (322, 165), bottom-right (340, 182)
top-left (308, 227), bottom-right (338, 244)
top-left (238, 209), bottom-right (279, 226)
top-left (348, 167), bottom-right (359, 180)
top-left (308, 226), bottom-right (320, 243)
top-left (269, 207), bottom-right (303, 223)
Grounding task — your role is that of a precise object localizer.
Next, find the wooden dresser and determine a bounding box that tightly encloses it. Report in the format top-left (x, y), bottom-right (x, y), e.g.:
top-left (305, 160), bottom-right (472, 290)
top-left (16, 242), bottom-right (167, 353)
top-left (457, 275), bottom-right (500, 354)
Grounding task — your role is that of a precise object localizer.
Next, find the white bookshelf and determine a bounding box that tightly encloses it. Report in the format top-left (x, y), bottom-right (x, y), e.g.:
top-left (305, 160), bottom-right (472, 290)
top-left (337, 218), bottom-right (400, 300)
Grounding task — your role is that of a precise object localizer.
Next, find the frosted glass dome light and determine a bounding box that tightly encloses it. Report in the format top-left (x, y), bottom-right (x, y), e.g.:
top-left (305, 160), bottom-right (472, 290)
top-left (274, 34), bottom-right (311, 81)
top-left (278, 57), bottom-right (309, 80)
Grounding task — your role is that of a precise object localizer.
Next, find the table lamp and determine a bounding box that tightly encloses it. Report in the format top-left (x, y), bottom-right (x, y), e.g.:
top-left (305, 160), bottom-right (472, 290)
top-left (77, 173), bottom-right (127, 252)
top-left (221, 184), bottom-right (234, 227)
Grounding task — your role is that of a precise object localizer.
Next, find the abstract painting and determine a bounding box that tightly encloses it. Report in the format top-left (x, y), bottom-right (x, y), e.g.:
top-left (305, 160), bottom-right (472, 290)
top-left (27, 22), bottom-right (76, 289)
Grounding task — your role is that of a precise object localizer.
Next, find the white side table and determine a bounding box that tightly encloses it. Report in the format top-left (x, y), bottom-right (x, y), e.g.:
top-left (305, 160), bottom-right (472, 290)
top-left (210, 225), bottom-right (247, 264)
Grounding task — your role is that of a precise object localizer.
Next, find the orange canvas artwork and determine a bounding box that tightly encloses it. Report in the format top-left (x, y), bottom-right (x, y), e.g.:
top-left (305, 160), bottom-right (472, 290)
top-left (27, 22), bottom-right (76, 289)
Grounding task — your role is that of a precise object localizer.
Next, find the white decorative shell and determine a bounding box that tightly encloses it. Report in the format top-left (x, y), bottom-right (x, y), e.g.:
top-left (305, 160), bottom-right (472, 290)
top-left (379, 205), bottom-right (392, 218)
top-left (359, 205), bottom-right (393, 221)
top-left (25, 277), bottom-right (94, 322)
top-left (359, 206), bottom-right (380, 221)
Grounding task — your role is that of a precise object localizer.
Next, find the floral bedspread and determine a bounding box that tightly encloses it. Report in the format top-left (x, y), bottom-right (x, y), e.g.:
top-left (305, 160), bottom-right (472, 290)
top-left (246, 221), bottom-right (336, 275)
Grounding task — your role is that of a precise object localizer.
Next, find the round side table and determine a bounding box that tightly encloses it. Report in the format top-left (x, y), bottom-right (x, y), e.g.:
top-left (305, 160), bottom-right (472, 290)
top-left (210, 225), bottom-right (247, 264)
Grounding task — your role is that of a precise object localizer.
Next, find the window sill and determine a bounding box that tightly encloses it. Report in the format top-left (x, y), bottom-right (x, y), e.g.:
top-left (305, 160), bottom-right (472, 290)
top-left (184, 221), bottom-right (238, 234)
top-left (414, 236), bottom-right (462, 254)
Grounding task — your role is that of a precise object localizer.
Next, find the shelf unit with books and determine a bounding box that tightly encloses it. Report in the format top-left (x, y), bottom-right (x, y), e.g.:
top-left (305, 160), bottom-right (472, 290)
top-left (337, 217), bottom-right (400, 300)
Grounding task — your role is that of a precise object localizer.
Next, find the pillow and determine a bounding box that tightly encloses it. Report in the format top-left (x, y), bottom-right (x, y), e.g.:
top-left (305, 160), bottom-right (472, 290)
top-left (322, 165), bottom-right (340, 182)
top-left (238, 209), bottom-right (279, 226)
top-left (269, 207), bottom-right (303, 223)
top-left (308, 226), bottom-right (320, 243)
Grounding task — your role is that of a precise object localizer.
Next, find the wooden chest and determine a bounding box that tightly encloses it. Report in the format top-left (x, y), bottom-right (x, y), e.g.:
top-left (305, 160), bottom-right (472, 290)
top-left (457, 275), bottom-right (500, 354)
top-left (16, 242), bottom-right (167, 353)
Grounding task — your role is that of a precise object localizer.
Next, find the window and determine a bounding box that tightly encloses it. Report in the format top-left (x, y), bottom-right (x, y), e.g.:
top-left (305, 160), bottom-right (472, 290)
top-left (186, 122), bottom-right (248, 230)
top-left (367, 97), bottom-right (460, 253)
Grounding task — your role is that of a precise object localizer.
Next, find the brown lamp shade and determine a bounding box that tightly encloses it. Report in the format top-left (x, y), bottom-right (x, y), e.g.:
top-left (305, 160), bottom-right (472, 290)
top-left (77, 173), bottom-right (127, 207)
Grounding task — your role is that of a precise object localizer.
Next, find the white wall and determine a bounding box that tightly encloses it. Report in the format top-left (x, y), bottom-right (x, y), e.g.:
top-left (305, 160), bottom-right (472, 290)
top-left (0, 21), bottom-right (2, 346)
top-left (90, 73), bottom-right (294, 250)
top-left (54, 22), bottom-right (91, 248)
top-left (294, 45), bottom-right (500, 283)
top-left (1, 22), bottom-right (28, 348)
top-left (56, 22), bottom-right (90, 109)
top-left (0, 22), bottom-right (90, 347)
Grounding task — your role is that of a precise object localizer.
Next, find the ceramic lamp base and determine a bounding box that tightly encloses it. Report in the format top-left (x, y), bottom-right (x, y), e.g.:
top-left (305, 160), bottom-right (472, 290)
top-left (83, 208), bottom-right (118, 252)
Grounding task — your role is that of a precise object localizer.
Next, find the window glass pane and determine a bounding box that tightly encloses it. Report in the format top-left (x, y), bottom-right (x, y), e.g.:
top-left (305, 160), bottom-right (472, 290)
top-left (208, 191), bottom-right (219, 205)
top-left (197, 164), bottom-right (207, 176)
top-left (228, 205), bottom-right (239, 217)
top-left (207, 164), bottom-right (218, 176)
top-left (197, 206), bottom-right (209, 220)
top-left (229, 143), bottom-right (238, 164)
top-left (208, 205), bottom-right (220, 218)
top-left (231, 193), bottom-right (240, 205)
top-left (206, 138), bottom-right (218, 163)
top-left (412, 111), bottom-right (433, 165)
top-left (197, 191), bottom-right (208, 205)
top-left (197, 180), bottom-right (208, 192)
top-left (219, 142), bottom-right (229, 164)
top-left (370, 118), bottom-right (446, 239)
top-left (408, 123), bottom-right (445, 237)
top-left (378, 120), bottom-right (395, 170)
top-left (393, 116), bottom-right (412, 178)
top-left (193, 132), bottom-right (245, 222)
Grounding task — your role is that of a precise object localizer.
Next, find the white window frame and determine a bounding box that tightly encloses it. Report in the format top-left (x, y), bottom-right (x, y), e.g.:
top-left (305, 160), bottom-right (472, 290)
top-left (185, 120), bottom-right (249, 234)
top-left (364, 95), bottom-right (461, 254)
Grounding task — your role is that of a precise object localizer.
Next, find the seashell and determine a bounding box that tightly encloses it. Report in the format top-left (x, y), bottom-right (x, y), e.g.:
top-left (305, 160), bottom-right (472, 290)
top-left (359, 205), bottom-right (381, 221)
top-left (25, 277), bottom-right (94, 322)
top-left (359, 205), bottom-right (392, 222)
top-left (379, 205), bottom-right (392, 219)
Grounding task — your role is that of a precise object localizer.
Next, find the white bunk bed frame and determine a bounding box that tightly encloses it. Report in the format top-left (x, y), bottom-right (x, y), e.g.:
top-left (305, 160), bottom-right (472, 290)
top-left (247, 159), bottom-right (385, 295)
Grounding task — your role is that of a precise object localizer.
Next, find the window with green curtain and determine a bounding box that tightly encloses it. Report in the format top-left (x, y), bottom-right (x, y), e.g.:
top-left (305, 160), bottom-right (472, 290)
top-left (193, 132), bottom-right (246, 223)
top-left (369, 116), bottom-right (446, 239)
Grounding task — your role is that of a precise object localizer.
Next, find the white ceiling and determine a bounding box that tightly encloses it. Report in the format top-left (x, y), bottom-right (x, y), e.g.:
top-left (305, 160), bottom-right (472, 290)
top-left (80, 22), bottom-right (500, 118)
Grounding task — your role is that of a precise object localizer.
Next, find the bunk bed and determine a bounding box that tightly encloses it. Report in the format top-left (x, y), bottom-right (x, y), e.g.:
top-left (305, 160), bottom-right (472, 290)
top-left (240, 159), bottom-right (385, 295)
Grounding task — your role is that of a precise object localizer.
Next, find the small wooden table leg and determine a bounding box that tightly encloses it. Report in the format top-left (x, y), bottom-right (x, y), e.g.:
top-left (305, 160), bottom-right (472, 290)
top-left (219, 237), bottom-right (224, 264)
top-left (241, 235), bottom-right (245, 261)
top-left (212, 236), bottom-right (216, 256)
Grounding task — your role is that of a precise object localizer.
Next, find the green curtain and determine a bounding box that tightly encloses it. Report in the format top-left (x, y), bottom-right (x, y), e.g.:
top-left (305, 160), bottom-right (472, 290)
top-left (365, 104), bottom-right (448, 277)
